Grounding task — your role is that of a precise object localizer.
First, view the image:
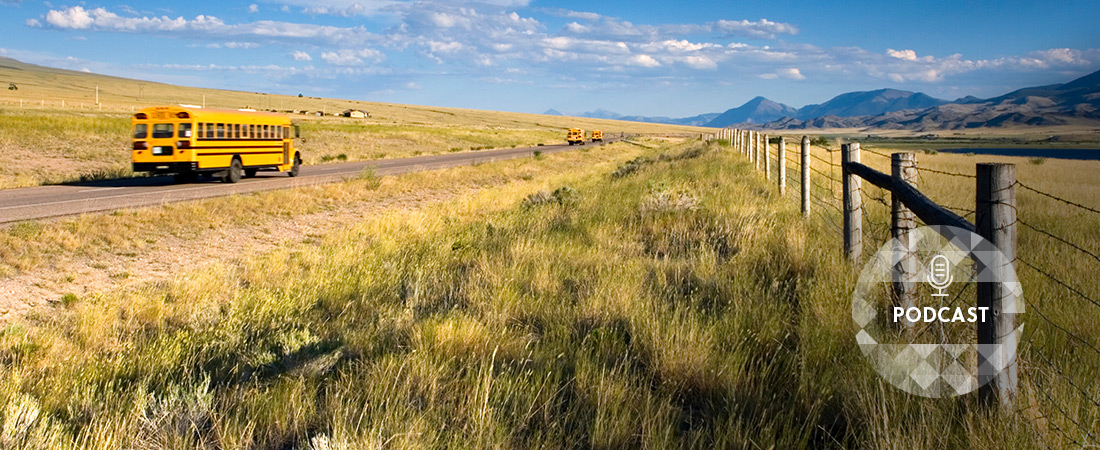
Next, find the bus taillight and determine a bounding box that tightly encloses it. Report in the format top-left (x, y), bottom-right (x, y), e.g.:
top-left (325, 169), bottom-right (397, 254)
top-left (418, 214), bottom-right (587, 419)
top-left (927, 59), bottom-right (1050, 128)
top-left (133, 141), bottom-right (148, 150)
top-left (177, 140), bottom-right (190, 149)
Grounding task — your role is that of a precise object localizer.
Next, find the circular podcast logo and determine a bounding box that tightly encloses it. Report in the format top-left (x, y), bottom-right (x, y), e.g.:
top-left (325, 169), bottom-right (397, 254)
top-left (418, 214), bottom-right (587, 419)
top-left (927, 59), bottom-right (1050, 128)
top-left (851, 225), bottom-right (1024, 397)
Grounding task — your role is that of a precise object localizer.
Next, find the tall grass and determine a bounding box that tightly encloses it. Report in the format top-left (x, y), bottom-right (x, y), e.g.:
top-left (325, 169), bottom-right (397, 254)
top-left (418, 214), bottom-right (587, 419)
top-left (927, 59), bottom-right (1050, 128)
top-left (0, 139), bottom-right (1093, 448)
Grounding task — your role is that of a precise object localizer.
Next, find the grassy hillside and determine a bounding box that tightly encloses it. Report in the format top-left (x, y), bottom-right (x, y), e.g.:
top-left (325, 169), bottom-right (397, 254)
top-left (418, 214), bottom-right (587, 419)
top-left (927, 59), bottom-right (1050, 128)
top-left (0, 136), bottom-right (1094, 448)
top-left (0, 56), bottom-right (710, 188)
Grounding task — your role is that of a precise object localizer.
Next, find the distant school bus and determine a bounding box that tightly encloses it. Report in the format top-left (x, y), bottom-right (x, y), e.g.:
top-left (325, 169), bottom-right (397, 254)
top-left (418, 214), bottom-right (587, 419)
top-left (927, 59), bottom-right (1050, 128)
top-left (591, 130), bottom-right (603, 142)
top-left (567, 128), bottom-right (586, 145)
top-left (131, 105), bottom-right (301, 183)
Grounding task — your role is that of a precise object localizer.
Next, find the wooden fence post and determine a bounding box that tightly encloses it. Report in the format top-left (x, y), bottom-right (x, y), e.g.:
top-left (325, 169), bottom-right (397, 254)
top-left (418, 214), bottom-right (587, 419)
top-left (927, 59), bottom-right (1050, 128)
top-left (976, 163), bottom-right (1017, 408)
top-left (843, 143), bottom-right (862, 261)
top-left (778, 137), bottom-right (786, 194)
top-left (756, 132), bottom-right (763, 171)
top-left (891, 153), bottom-right (918, 316)
top-left (749, 131), bottom-right (756, 164)
top-left (764, 134), bottom-right (771, 180)
top-left (801, 136), bottom-right (809, 217)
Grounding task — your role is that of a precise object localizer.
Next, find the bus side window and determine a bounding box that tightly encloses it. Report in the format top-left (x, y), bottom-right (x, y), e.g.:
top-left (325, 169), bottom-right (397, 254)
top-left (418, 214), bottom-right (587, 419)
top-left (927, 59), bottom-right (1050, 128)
top-left (235, 124), bottom-right (241, 139)
top-left (217, 123), bottom-right (225, 139)
top-left (180, 123), bottom-right (192, 138)
top-left (262, 125), bottom-right (269, 139)
top-left (205, 123), bottom-right (214, 139)
top-left (241, 124), bottom-right (249, 139)
top-left (276, 126), bottom-right (282, 139)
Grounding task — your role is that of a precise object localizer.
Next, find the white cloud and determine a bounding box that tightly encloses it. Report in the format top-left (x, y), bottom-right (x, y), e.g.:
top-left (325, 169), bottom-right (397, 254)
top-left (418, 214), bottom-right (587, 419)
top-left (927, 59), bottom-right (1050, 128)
top-left (45, 6), bottom-right (97, 29)
top-left (761, 67), bottom-right (805, 80)
top-left (428, 40), bottom-right (463, 53)
top-left (683, 55), bottom-right (717, 70)
top-left (293, 50), bottom-right (312, 61)
top-left (713, 18), bottom-right (798, 39)
top-left (564, 22), bottom-right (589, 33)
top-left (38, 6), bottom-right (379, 46)
top-left (887, 48), bottom-right (918, 61)
top-left (321, 48), bottom-right (384, 65)
top-left (248, 4), bottom-right (259, 13)
top-left (628, 54), bottom-right (660, 68)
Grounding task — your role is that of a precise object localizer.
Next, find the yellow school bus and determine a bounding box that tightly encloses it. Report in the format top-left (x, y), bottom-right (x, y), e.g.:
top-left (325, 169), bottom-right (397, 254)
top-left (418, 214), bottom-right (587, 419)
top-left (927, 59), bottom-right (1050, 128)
top-left (567, 128), bottom-right (585, 145)
top-left (131, 105), bottom-right (301, 183)
top-left (591, 130), bottom-right (603, 142)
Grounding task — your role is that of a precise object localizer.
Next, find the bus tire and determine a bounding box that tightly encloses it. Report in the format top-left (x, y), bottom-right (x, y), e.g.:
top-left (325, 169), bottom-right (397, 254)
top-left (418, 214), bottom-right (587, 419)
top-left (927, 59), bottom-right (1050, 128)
top-left (224, 157), bottom-right (243, 183)
top-left (288, 153), bottom-right (301, 177)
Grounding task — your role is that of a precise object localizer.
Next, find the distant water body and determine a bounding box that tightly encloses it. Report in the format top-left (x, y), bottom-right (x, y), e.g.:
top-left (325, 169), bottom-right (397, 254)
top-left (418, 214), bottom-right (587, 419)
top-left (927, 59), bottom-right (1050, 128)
top-left (940, 148), bottom-right (1100, 161)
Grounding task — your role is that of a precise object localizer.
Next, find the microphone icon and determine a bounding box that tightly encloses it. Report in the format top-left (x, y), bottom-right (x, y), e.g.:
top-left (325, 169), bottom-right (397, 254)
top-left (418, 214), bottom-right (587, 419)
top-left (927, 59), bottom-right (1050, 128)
top-left (926, 254), bottom-right (952, 297)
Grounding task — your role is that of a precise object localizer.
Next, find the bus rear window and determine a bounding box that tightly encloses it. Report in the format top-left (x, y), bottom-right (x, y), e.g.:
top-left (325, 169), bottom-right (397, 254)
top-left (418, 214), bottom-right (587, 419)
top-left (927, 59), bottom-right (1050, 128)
top-left (152, 123), bottom-right (173, 138)
top-left (133, 124), bottom-right (147, 139)
top-left (179, 123), bottom-right (192, 138)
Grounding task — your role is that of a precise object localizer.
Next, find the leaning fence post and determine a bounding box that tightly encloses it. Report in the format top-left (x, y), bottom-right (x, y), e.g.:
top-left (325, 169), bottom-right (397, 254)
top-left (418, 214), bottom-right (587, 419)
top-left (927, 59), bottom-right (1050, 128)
top-left (891, 153), bottom-right (918, 316)
top-left (778, 137), bottom-right (786, 195)
top-left (801, 136), bottom-right (809, 217)
top-left (976, 163), bottom-right (1018, 408)
top-left (842, 143), bottom-right (862, 261)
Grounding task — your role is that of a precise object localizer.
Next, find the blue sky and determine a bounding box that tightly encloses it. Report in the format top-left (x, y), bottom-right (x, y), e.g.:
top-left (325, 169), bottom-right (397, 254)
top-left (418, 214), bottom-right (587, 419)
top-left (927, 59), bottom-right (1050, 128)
top-left (1, 0), bottom-right (1098, 116)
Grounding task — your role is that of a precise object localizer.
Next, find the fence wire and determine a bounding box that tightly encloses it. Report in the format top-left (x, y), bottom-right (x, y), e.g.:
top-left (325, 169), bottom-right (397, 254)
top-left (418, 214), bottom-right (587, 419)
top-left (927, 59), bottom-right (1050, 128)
top-left (1018, 180), bottom-right (1100, 216)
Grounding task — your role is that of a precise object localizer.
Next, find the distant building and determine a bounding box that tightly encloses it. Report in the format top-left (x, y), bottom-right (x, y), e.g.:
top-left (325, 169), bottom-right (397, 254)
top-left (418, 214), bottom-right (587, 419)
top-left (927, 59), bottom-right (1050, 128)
top-left (341, 109), bottom-right (370, 118)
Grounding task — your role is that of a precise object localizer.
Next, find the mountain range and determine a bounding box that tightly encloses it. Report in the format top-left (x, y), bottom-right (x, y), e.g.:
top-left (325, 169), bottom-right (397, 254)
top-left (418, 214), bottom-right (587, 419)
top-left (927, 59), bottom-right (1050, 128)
top-left (550, 69), bottom-right (1100, 131)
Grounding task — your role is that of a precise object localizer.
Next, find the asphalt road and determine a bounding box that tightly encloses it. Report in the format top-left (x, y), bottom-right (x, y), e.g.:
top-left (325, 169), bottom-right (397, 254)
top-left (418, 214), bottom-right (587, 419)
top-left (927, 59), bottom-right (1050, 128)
top-left (0, 139), bottom-right (617, 224)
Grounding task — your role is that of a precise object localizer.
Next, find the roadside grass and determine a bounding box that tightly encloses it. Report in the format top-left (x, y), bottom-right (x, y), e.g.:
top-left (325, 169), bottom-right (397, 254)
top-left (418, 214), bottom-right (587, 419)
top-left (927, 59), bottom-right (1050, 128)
top-left (0, 140), bottom-right (640, 277)
top-left (0, 109), bottom-right (130, 188)
top-left (1, 138), bottom-right (1092, 447)
top-left (297, 120), bottom-right (562, 165)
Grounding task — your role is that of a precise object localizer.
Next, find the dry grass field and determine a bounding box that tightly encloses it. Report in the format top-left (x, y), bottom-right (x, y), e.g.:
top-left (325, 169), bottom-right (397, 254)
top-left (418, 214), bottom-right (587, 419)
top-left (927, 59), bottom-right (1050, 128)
top-left (0, 133), bottom-right (1095, 448)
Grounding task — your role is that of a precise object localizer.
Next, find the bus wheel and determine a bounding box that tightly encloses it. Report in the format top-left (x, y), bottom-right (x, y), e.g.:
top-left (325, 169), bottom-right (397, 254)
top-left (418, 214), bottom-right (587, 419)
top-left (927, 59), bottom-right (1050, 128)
top-left (288, 153), bottom-right (301, 177)
top-left (224, 158), bottom-right (243, 183)
top-left (244, 168), bottom-right (258, 178)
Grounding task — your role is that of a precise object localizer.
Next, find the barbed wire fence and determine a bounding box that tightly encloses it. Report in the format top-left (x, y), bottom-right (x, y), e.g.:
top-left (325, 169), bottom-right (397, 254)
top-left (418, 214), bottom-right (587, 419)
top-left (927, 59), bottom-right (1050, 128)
top-left (709, 129), bottom-right (1100, 446)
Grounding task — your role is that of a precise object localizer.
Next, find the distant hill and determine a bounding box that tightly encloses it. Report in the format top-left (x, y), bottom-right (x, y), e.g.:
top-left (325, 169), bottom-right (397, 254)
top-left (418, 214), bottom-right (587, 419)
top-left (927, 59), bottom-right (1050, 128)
top-left (794, 89), bottom-right (948, 119)
top-left (616, 112), bottom-right (721, 127)
top-left (704, 96), bottom-right (798, 127)
top-left (757, 69), bottom-right (1100, 131)
top-left (543, 108), bottom-right (565, 116)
